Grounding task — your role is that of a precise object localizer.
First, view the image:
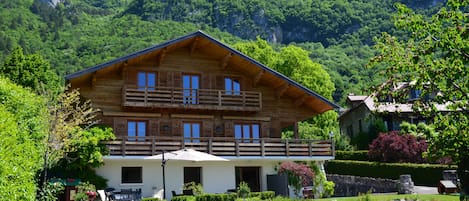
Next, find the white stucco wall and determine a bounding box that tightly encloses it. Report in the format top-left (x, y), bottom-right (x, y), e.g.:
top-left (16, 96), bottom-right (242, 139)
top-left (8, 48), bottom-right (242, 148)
top-left (96, 157), bottom-right (281, 199)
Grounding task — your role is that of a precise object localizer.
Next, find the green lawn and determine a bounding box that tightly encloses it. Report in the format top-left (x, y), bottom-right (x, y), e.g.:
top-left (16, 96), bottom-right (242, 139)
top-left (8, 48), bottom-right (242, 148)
top-left (315, 194), bottom-right (459, 201)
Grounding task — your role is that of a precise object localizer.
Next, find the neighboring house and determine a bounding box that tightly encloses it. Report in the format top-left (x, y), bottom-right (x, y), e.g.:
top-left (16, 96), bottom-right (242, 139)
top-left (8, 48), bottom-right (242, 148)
top-left (66, 31), bottom-right (339, 199)
top-left (339, 83), bottom-right (447, 138)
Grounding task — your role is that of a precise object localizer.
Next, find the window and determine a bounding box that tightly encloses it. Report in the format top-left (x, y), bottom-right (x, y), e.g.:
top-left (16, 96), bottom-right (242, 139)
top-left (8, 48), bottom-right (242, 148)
top-left (137, 72), bottom-right (156, 90)
top-left (225, 77), bottom-right (240, 95)
top-left (234, 123), bottom-right (260, 142)
top-left (184, 167), bottom-right (202, 184)
top-left (183, 74), bottom-right (199, 104)
top-left (184, 122), bottom-right (201, 142)
top-left (235, 167), bottom-right (260, 192)
top-left (122, 167), bottom-right (142, 183)
top-left (128, 121), bottom-right (146, 141)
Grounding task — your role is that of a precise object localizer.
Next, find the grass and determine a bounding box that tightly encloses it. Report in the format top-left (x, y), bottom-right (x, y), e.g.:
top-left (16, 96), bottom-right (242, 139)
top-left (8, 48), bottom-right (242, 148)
top-left (315, 194), bottom-right (460, 201)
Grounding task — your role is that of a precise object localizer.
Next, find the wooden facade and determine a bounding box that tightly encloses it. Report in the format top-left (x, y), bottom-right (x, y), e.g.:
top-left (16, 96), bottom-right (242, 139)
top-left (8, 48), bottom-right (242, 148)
top-left (67, 31), bottom-right (339, 158)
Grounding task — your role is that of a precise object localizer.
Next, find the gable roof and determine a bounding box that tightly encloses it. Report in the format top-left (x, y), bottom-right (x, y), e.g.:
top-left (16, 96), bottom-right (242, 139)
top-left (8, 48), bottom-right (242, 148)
top-left (66, 30), bottom-right (340, 113)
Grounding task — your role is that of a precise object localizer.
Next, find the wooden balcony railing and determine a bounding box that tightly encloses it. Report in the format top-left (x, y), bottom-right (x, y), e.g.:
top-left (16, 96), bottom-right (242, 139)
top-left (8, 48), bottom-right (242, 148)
top-left (102, 137), bottom-right (334, 158)
top-left (122, 85), bottom-right (262, 112)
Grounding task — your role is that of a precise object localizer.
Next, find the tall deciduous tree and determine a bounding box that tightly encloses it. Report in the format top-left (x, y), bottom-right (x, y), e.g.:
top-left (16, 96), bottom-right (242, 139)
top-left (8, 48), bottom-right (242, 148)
top-left (369, 1), bottom-right (469, 198)
top-left (0, 77), bottom-right (48, 200)
top-left (233, 38), bottom-right (341, 142)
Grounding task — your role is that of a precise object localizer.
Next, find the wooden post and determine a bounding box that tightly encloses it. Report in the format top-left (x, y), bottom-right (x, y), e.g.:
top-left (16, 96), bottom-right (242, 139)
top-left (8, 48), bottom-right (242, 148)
top-left (293, 122), bottom-right (299, 139)
top-left (331, 139), bottom-right (335, 157)
top-left (151, 138), bottom-right (156, 155)
top-left (218, 91), bottom-right (222, 106)
top-left (121, 137), bottom-right (126, 157)
top-left (285, 140), bottom-right (290, 157)
top-left (308, 140), bottom-right (313, 157)
top-left (260, 139), bottom-right (265, 157)
top-left (235, 140), bottom-right (240, 157)
top-left (208, 138), bottom-right (213, 154)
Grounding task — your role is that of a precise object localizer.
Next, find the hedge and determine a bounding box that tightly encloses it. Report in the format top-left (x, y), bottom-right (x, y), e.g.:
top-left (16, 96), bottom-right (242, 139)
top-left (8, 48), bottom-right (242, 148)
top-left (335, 150), bottom-right (369, 161)
top-left (171, 191), bottom-right (275, 201)
top-left (142, 198), bottom-right (163, 201)
top-left (326, 160), bottom-right (456, 186)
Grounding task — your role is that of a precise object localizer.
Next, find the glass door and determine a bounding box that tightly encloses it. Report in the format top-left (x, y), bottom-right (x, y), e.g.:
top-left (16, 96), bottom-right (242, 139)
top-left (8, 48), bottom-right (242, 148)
top-left (183, 74), bottom-right (199, 104)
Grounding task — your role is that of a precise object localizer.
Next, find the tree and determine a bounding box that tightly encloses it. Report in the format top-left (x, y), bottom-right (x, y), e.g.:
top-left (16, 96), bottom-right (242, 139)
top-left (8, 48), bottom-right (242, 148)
top-left (0, 77), bottom-right (48, 200)
top-left (233, 38), bottom-right (340, 141)
top-left (0, 47), bottom-right (60, 94)
top-left (369, 1), bottom-right (469, 198)
top-left (43, 88), bottom-right (114, 189)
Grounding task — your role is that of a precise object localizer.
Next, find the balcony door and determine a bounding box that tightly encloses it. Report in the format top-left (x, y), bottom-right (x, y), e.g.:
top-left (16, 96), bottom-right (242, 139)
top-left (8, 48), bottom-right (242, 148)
top-left (184, 122), bottom-right (201, 142)
top-left (183, 74), bottom-right (199, 104)
top-left (234, 123), bottom-right (260, 143)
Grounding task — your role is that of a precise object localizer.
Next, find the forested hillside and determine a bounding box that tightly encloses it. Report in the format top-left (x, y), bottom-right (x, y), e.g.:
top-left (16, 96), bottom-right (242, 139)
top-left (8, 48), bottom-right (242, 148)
top-left (0, 0), bottom-right (445, 104)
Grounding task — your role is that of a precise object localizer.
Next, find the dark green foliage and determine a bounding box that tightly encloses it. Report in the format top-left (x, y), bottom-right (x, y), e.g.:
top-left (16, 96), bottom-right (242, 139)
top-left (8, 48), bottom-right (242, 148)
top-left (250, 191), bottom-right (275, 200)
top-left (0, 47), bottom-right (61, 93)
top-left (335, 150), bottom-right (369, 161)
top-left (326, 160), bottom-right (456, 186)
top-left (171, 195), bottom-right (196, 201)
top-left (195, 194), bottom-right (237, 201)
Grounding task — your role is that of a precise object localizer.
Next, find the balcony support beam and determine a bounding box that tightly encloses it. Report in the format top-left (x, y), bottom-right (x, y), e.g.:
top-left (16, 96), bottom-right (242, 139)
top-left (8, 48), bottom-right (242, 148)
top-left (276, 83), bottom-right (289, 99)
top-left (157, 48), bottom-right (167, 67)
top-left (252, 70), bottom-right (264, 87)
top-left (220, 53), bottom-right (233, 69)
top-left (190, 37), bottom-right (200, 56)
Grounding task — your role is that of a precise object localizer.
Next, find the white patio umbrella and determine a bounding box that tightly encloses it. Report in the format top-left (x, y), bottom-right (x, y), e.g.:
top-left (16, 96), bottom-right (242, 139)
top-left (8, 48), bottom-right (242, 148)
top-left (144, 149), bottom-right (228, 199)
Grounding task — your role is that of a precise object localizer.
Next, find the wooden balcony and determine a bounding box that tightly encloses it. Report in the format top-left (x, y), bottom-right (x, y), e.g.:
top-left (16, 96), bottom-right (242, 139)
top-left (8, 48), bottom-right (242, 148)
top-left (102, 137), bottom-right (334, 158)
top-left (122, 85), bottom-right (262, 112)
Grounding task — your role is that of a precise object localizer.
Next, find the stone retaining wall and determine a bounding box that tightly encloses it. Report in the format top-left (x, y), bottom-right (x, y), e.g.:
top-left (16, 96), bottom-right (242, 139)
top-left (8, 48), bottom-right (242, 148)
top-left (327, 174), bottom-right (398, 197)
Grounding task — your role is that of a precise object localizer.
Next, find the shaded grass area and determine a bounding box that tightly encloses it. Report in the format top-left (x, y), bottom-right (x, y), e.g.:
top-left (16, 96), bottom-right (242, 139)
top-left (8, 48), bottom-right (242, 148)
top-left (315, 194), bottom-right (459, 201)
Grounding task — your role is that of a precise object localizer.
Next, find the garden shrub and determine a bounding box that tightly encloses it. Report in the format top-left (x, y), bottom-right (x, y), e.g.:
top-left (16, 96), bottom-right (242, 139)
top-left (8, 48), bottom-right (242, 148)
top-left (326, 160), bottom-right (457, 186)
top-left (277, 161), bottom-right (314, 197)
top-left (171, 195), bottom-right (195, 201)
top-left (196, 193), bottom-right (236, 201)
top-left (368, 131), bottom-right (427, 163)
top-left (335, 150), bottom-right (369, 161)
top-left (143, 198), bottom-right (163, 201)
top-left (250, 191), bottom-right (275, 199)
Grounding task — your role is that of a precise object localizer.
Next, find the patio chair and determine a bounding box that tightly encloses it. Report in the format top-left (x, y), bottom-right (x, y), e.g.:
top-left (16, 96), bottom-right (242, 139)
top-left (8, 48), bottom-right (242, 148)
top-left (120, 188), bottom-right (133, 201)
top-left (97, 190), bottom-right (108, 201)
top-left (153, 189), bottom-right (164, 200)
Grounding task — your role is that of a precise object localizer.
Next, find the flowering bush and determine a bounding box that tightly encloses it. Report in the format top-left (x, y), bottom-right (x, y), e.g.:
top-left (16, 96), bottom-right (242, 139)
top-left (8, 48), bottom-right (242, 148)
top-left (277, 161), bottom-right (314, 196)
top-left (368, 131), bottom-right (428, 163)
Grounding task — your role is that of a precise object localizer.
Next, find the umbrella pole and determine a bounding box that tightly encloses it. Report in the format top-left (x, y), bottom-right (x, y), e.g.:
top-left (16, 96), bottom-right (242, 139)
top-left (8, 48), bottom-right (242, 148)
top-left (162, 151), bottom-right (166, 200)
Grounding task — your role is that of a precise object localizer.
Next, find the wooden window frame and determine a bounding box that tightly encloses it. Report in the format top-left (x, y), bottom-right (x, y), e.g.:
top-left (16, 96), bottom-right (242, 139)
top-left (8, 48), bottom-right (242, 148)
top-left (234, 123), bottom-right (260, 143)
top-left (182, 74), bottom-right (200, 104)
top-left (183, 121), bottom-right (202, 142)
top-left (224, 77), bottom-right (241, 95)
top-left (137, 71), bottom-right (157, 90)
top-left (127, 120), bottom-right (147, 141)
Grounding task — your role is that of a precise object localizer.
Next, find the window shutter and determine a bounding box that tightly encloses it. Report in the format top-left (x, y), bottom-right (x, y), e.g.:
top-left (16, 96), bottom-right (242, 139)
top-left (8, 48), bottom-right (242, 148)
top-left (149, 119), bottom-right (159, 137)
top-left (159, 71), bottom-right (167, 87)
top-left (113, 118), bottom-right (127, 138)
top-left (216, 75), bottom-right (224, 90)
top-left (127, 69), bottom-right (137, 85)
top-left (224, 121), bottom-right (233, 137)
top-left (202, 120), bottom-right (213, 137)
top-left (173, 72), bottom-right (182, 88)
top-left (172, 119), bottom-right (182, 136)
top-left (261, 122), bottom-right (270, 138)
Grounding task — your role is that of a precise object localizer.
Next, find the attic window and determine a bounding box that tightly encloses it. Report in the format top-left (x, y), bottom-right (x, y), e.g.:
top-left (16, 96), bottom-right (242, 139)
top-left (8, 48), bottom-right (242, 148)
top-left (225, 77), bottom-right (240, 95)
top-left (137, 72), bottom-right (156, 90)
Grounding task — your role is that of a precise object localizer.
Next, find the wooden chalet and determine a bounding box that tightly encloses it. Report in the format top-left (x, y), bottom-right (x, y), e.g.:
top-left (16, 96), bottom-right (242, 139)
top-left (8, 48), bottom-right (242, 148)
top-left (66, 30), bottom-right (339, 159)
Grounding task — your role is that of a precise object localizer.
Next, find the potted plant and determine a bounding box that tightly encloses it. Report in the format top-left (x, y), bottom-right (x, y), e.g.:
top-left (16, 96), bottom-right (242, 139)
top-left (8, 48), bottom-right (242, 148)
top-left (75, 182), bottom-right (97, 201)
